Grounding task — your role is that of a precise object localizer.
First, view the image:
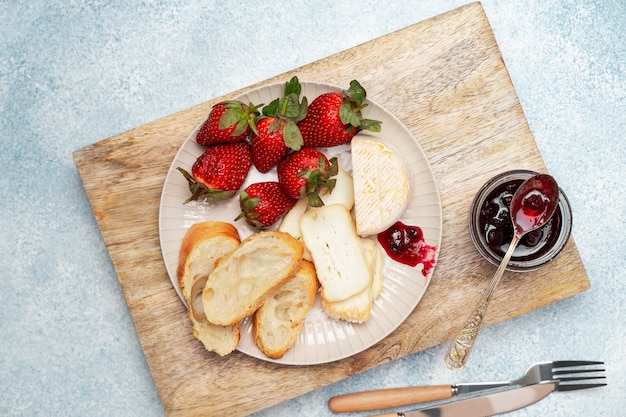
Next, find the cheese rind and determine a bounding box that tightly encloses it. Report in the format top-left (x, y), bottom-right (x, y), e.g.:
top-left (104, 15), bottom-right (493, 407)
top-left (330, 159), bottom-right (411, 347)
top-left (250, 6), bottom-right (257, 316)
top-left (351, 134), bottom-right (410, 236)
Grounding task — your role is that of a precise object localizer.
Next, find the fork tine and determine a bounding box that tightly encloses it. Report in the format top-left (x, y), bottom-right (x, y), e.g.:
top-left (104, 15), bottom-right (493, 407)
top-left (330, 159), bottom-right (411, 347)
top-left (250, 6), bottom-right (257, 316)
top-left (557, 382), bottom-right (608, 391)
top-left (553, 368), bottom-right (605, 376)
top-left (557, 375), bottom-right (607, 382)
top-left (552, 360), bottom-right (604, 368)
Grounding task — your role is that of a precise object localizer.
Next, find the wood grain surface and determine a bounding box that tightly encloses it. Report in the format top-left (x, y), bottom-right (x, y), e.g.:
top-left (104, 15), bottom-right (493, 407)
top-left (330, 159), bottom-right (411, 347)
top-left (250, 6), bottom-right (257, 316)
top-left (73, 3), bottom-right (590, 416)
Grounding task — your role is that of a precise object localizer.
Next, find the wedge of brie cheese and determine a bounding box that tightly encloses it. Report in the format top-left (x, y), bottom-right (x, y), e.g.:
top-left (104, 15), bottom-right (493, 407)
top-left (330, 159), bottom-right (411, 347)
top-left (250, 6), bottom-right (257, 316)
top-left (351, 134), bottom-right (410, 236)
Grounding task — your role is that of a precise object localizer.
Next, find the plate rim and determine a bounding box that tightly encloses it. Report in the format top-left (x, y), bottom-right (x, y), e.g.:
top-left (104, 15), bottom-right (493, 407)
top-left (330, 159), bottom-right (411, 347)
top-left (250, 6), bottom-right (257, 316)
top-left (158, 80), bottom-right (443, 365)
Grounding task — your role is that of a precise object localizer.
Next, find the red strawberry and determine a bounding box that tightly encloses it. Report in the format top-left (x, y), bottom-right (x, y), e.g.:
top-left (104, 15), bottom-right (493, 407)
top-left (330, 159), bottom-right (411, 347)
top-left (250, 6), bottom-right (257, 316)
top-left (297, 80), bottom-right (381, 148)
top-left (196, 100), bottom-right (261, 146)
top-left (235, 181), bottom-right (297, 230)
top-left (250, 117), bottom-right (292, 173)
top-left (277, 148), bottom-right (338, 207)
top-left (177, 142), bottom-right (252, 204)
top-left (250, 76), bottom-right (307, 173)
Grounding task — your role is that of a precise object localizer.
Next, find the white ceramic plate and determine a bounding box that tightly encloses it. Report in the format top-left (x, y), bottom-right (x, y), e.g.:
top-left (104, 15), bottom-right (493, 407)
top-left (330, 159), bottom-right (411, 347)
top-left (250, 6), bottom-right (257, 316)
top-left (158, 81), bottom-right (442, 365)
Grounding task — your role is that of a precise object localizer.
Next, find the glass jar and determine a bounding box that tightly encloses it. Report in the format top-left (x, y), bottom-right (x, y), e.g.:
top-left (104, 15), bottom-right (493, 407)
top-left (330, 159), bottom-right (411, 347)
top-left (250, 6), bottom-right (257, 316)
top-left (468, 169), bottom-right (572, 271)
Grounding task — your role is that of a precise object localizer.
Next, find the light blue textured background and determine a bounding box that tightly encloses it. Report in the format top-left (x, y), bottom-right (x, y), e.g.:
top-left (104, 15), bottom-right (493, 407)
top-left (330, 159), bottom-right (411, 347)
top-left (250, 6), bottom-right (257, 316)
top-left (1, 1), bottom-right (624, 416)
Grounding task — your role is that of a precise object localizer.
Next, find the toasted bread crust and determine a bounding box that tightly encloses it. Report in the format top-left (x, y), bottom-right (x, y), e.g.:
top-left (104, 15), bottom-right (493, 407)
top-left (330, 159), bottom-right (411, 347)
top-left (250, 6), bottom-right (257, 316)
top-left (177, 221), bottom-right (241, 356)
top-left (253, 260), bottom-right (319, 359)
top-left (177, 221), bottom-right (240, 300)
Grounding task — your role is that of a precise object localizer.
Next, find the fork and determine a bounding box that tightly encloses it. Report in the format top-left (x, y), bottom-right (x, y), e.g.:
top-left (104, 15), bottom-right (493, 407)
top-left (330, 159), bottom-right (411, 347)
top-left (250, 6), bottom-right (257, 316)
top-left (328, 360), bottom-right (606, 413)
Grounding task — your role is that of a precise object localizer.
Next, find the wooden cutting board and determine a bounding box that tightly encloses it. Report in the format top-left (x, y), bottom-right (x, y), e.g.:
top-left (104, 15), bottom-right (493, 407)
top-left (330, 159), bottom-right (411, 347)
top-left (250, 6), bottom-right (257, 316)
top-left (73, 3), bottom-right (589, 416)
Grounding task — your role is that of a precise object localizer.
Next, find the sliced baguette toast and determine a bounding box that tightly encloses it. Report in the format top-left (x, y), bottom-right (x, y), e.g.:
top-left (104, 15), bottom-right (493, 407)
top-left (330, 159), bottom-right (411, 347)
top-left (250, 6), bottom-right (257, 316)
top-left (177, 221), bottom-right (241, 356)
top-left (253, 260), bottom-right (319, 359)
top-left (177, 221), bottom-right (241, 301)
top-left (188, 270), bottom-right (240, 356)
top-left (202, 230), bottom-right (304, 326)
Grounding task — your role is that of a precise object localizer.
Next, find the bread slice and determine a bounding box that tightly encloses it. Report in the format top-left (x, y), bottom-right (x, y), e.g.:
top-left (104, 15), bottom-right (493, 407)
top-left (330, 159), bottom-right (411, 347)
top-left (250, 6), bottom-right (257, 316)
top-left (253, 260), bottom-right (319, 359)
top-left (351, 134), bottom-right (410, 236)
top-left (202, 230), bottom-right (304, 326)
top-left (321, 237), bottom-right (384, 323)
top-left (188, 270), bottom-right (240, 356)
top-left (177, 221), bottom-right (241, 356)
top-left (300, 204), bottom-right (372, 303)
top-left (177, 221), bottom-right (241, 301)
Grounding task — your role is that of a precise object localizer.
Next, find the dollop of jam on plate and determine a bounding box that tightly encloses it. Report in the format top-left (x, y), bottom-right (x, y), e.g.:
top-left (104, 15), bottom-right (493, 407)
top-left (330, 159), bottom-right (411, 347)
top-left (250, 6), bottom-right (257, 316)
top-left (378, 221), bottom-right (438, 276)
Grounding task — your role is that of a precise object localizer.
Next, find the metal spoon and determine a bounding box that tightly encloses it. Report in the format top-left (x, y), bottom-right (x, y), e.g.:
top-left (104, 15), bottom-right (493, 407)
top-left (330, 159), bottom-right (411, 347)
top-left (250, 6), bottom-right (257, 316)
top-left (445, 173), bottom-right (560, 370)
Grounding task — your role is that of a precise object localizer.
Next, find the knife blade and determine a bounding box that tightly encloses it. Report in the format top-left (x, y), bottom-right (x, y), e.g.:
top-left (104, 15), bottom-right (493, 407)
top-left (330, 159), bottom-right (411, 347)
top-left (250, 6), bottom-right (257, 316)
top-left (365, 382), bottom-right (557, 417)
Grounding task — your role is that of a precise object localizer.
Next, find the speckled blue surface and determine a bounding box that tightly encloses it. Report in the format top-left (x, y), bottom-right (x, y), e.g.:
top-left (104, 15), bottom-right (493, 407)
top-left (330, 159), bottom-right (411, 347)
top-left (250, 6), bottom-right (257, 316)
top-left (1, 1), bottom-right (624, 416)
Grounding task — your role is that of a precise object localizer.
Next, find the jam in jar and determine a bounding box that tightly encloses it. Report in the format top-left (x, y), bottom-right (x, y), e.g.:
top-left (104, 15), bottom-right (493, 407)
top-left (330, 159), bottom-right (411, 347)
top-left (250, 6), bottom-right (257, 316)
top-left (469, 170), bottom-right (572, 272)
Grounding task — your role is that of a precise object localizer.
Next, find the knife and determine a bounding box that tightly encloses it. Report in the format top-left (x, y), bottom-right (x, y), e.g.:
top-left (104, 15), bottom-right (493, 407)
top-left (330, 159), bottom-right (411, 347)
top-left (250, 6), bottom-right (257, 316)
top-left (329, 379), bottom-right (536, 412)
top-left (364, 382), bottom-right (557, 417)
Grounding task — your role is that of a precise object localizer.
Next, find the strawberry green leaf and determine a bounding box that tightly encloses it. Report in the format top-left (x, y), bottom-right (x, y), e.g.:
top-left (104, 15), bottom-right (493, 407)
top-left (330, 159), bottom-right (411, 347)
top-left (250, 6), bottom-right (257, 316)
top-left (234, 191), bottom-right (260, 221)
top-left (345, 80), bottom-right (366, 105)
top-left (267, 117), bottom-right (282, 134)
top-left (224, 100), bottom-right (244, 109)
top-left (218, 107), bottom-right (241, 130)
top-left (283, 93), bottom-right (303, 119)
top-left (327, 157), bottom-right (339, 177)
top-left (339, 103), bottom-right (361, 127)
top-left (283, 120), bottom-right (303, 150)
top-left (230, 119), bottom-right (249, 137)
top-left (284, 76), bottom-right (302, 97)
top-left (308, 192), bottom-right (325, 208)
top-left (297, 96), bottom-right (308, 121)
top-left (326, 177), bottom-right (337, 193)
top-left (263, 98), bottom-right (280, 117)
top-left (220, 101), bottom-right (263, 136)
top-left (316, 156), bottom-right (326, 172)
top-left (359, 118), bottom-right (382, 132)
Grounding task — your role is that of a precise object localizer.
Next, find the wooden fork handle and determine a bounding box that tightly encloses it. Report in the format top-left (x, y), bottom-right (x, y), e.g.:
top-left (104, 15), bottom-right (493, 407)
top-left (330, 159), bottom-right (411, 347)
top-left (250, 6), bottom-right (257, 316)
top-left (328, 385), bottom-right (454, 412)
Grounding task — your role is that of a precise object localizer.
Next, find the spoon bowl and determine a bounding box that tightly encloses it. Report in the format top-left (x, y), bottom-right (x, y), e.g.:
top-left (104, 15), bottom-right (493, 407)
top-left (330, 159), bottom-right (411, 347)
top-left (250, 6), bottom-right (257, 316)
top-left (445, 173), bottom-right (560, 370)
top-left (510, 174), bottom-right (559, 235)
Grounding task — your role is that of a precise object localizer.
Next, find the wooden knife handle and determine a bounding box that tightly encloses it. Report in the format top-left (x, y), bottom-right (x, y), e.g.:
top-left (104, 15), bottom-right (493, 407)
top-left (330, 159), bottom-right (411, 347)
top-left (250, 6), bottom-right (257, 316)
top-left (328, 385), bottom-right (454, 412)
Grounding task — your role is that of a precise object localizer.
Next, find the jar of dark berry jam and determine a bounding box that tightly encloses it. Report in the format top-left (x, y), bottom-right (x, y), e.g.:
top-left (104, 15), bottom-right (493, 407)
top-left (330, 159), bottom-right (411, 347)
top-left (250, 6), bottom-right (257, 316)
top-left (469, 170), bottom-right (572, 271)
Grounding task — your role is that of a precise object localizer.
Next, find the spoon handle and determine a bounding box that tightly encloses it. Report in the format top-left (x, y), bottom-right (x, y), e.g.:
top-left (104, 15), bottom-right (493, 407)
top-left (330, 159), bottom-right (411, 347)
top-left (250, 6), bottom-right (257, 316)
top-left (444, 233), bottom-right (521, 370)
